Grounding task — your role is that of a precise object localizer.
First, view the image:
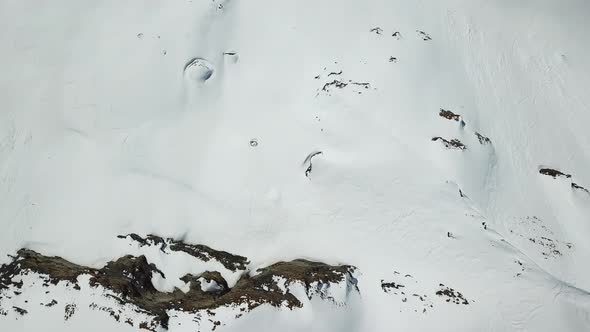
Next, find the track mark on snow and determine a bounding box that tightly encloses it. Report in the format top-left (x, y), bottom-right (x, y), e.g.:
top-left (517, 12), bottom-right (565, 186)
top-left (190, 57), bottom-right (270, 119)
top-left (303, 151), bottom-right (323, 179)
top-left (183, 57), bottom-right (215, 82)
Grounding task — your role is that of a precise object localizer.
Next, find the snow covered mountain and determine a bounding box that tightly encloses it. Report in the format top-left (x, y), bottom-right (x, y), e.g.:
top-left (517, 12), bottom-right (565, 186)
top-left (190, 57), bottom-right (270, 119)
top-left (1, 0), bottom-right (590, 331)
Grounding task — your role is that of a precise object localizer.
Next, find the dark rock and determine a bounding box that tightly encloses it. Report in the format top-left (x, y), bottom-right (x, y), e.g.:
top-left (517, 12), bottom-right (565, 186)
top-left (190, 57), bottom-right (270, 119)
top-left (13, 306), bottom-right (28, 316)
top-left (0, 249), bottom-right (88, 289)
top-left (435, 284), bottom-right (469, 305)
top-left (417, 30), bottom-right (432, 41)
top-left (322, 80), bottom-right (348, 92)
top-left (381, 280), bottom-right (405, 292)
top-left (89, 255), bottom-right (165, 298)
top-left (64, 303), bottom-right (76, 320)
top-left (439, 109), bottom-right (461, 121)
top-left (475, 132), bottom-right (491, 145)
top-left (119, 234), bottom-right (248, 272)
top-left (45, 299), bottom-right (58, 307)
top-left (539, 168), bottom-right (571, 179)
top-left (370, 27), bottom-right (383, 35)
top-left (572, 183), bottom-right (589, 194)
top-left (432, 137), bottom-right (466, 150)
top-left (1, 248), bottom-right (356, 330)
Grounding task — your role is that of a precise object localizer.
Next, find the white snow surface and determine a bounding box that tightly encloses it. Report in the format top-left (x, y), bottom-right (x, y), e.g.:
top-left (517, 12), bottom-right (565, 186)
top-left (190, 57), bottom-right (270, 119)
top-left (1, 0), bottom-right (590, 331)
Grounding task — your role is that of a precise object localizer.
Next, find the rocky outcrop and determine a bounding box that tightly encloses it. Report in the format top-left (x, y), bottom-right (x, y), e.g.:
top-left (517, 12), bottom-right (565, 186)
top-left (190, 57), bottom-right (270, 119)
top-left (0, 238), bottom-right (358, 331)
top-left (539, 168), bottom-right (572, 179)
top-left (439, 109), bottom-right (461, 122)
top-left (118, 234), bottom-right (249, 272)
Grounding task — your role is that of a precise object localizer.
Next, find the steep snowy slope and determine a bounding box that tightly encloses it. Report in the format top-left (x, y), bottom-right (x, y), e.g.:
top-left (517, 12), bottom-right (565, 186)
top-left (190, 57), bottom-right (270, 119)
top-left (1, 0), bottom-right (590, 331)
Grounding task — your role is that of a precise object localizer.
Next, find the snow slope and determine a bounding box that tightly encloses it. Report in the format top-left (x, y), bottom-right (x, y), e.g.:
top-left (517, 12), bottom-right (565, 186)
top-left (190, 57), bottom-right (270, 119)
top-left (1, 0), bottom-right (590, 331)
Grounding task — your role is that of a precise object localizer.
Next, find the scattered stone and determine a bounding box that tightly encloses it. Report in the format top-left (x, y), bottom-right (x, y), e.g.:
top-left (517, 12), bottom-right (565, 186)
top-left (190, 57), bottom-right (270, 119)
top-left (381, 272), bottom-right (432, 313)
top-left (475, 132), bottom-right (491, 145)
top-left (13, 306), bottom-right (28, 316)
top-left (514, 260), bottom-right (525, 277)
top-left (392, 31), bottom-right (401, 39)
top-left (322, 80), bottom-right (348, 92)
top-left (45, 299), bottom-right (58, 307)
top-left (370, 27), bottom-right (383, 35)
top-left (436, 284), bottom-right (469, 305)
top-left (539, 168), bottom-right (571, 179)
top-left (508, 216), bottom-right (573, 259)
top-left (249, 139), bottom-right (259, 147)
top-left (389, 56), bottom-right (398, 63)
top-left (89, 303), bottom-right (121, 322)
top-left (431, 137), bottom-right (466, 150)
top-left (381, 280), bottom-right (405, 292)
top-left (137, 33), bottom-right (144, 39)
top-left (327, 70), bottom-right (342, 77)
top-left (64, 303), bottom-right (76, 321)
top-left (417, 30), bottom-right (432, 41)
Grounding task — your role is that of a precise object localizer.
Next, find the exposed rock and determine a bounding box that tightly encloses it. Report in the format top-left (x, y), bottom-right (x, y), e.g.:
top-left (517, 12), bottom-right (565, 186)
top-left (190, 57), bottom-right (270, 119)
top-left (64, 303), bottom-right (76, 320)
top-left (508, 216), bottom-right (573, 259)
top-left (0, 249), bottom-right (89, 289)
top-left (381, 280), bottom-right (405, 292)
top-left (320, 79), bottom-right (371, 95)
top-left (432, 137), bottom-right (466, 150)
top-left (13, 306), bottom-right (28, 316)
top-left (417, 30), bottom-right (432, 41)
top-left (439, 109), bottom-right (461, 121)
top-left (539, 168), bottom-right (571, 179)
top-left (44, 299), bottom-right (58, 307)
top-left (89, 255), bottom-right (165, 299)
top-left (475, 132), bottom-right (491, 145)
top-left (381, 272), bottom-right (433, 313)
top-left (118, 234), bottom-right (249, 272)
top-left (322, 79), bottom-right (348, 92)
top-left (435, 284), bottom-right (469, 305)
top-left (572, 182), bottom-right (589, 194)
top-left (1, 248), bottom-right (357, 330)
top-left (370, 27), bottom-right (383, 35)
